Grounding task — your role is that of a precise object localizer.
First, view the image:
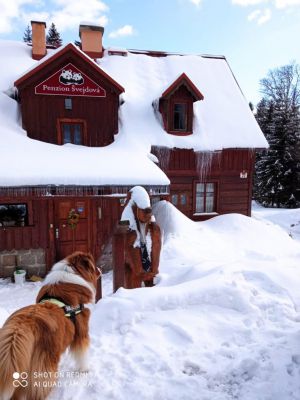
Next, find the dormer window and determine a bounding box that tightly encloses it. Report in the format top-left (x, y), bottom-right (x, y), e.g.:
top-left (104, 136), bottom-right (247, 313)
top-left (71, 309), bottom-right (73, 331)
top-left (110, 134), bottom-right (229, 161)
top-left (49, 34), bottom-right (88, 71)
top-left (173, 103), bottom-right (187, 131)
top-left (158, 73), bottom-right (204, 136)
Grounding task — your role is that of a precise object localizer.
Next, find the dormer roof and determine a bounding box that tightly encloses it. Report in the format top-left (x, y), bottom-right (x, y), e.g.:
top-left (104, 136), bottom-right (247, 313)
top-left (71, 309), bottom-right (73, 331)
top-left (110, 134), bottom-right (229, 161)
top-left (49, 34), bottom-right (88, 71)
top-left (161, 73), bottom-right (204, 101)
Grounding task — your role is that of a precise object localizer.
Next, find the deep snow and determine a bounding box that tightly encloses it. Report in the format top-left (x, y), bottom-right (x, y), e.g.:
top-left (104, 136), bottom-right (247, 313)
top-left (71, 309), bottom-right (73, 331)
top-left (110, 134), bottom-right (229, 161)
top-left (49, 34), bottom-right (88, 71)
top-left (0, 203), bottom-right (300, 399)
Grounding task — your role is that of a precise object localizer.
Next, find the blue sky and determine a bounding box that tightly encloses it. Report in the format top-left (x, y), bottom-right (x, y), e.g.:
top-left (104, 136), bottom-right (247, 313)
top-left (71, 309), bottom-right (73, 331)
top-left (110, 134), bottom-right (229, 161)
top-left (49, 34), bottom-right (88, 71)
top-left (0, 0), bottom-right (300, 105)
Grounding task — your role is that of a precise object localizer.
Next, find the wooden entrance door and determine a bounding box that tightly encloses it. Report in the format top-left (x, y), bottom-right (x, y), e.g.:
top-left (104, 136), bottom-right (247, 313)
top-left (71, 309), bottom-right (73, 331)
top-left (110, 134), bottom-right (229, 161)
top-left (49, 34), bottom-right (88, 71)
top-left (54, 199), bottom-right (91, 260)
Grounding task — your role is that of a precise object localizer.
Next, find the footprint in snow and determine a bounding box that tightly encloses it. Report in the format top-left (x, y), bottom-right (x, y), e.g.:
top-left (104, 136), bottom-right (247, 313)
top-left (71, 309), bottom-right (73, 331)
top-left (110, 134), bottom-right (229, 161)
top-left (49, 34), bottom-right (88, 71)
top-left (182, 361), bottom-right (206, 376)
top-left (287, 354), bottom-right (300, 376)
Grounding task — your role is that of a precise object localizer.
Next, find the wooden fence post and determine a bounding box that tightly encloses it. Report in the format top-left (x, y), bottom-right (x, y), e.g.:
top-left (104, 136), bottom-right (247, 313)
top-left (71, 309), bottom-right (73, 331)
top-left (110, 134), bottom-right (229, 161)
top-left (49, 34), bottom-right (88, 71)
top-left (95, 276), bottom-right (102, 302)
top-left (112, 221), bottom-right (129, 293)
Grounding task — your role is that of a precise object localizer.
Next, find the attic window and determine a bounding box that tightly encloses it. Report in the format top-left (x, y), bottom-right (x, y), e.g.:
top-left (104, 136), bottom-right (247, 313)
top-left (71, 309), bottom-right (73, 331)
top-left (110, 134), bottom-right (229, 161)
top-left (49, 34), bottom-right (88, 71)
top-left (173, 103), bottom-right (187, 131)
top-left (159, 73), bottom-right (204, 136)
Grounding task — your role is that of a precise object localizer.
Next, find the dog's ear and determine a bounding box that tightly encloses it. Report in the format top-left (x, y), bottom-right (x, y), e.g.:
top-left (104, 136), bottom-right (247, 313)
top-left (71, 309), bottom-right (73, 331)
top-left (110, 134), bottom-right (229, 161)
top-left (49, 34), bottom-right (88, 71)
top-left (79, 253), bottom-right (96, 272)
top-left (66, 252), bottom-right (96, 273)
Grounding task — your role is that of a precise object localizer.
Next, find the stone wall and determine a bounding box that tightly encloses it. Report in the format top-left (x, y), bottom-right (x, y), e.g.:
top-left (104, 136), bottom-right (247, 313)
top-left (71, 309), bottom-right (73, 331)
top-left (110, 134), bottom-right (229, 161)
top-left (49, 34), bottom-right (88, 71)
top-left (0, 249), bottom-right (46, 278)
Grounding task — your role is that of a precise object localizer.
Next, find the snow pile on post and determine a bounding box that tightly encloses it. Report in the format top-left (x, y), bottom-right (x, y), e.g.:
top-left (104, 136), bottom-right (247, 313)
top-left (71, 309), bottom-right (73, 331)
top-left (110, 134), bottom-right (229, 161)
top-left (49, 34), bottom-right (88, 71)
top-left (121, 186), bottom-right (155, 247)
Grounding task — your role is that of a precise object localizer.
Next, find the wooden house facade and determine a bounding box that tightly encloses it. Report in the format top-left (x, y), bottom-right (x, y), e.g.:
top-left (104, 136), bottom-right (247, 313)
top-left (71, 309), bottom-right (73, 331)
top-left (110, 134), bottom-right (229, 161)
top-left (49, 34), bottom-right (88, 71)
top-left (152, 147), bottom-right (255, 220)
top-left (0, 21), bottom-right (267, 278)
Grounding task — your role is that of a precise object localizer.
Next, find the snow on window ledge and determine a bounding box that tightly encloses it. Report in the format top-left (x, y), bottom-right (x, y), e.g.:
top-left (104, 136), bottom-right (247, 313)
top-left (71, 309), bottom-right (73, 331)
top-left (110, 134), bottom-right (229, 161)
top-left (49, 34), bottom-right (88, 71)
top-left (193, 212), bottom-right (219, 216)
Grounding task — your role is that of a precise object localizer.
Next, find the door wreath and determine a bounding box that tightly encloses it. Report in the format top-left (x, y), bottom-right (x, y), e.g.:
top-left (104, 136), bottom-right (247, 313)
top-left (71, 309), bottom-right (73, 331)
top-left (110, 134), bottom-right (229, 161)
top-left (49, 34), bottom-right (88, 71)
top-left (67, 208), bottom-right (80, 229)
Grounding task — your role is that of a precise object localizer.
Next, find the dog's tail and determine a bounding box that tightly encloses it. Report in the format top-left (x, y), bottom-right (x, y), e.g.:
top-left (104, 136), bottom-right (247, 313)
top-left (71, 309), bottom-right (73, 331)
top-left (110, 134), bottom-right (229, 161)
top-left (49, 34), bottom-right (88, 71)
top-left (0, 321), bottom-right (34, 400)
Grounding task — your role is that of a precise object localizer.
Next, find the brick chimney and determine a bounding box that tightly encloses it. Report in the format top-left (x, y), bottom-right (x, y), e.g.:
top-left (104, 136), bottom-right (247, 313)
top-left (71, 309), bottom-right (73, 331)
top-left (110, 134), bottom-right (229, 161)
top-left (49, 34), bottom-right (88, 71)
top-left (79, 24), bottom-right (104, 59)
top-left (31, 21), bottom-right (47, 60)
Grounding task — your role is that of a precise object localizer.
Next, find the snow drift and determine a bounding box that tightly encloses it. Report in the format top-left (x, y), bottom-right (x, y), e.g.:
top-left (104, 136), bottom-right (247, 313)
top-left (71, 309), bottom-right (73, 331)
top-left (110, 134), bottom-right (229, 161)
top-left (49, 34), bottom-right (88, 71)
top-left (1, 202), bottom-right (299, 400)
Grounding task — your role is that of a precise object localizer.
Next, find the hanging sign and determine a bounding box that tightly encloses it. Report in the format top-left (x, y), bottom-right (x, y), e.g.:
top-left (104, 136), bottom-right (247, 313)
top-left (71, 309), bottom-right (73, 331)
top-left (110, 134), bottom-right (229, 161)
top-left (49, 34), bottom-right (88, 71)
top-left (35, 63), bottom-right (106, 97)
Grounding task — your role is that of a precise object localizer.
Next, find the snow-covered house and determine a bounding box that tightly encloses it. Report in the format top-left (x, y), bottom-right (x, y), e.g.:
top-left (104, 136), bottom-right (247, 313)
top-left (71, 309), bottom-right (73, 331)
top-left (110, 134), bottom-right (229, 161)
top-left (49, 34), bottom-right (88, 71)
top-left (0, 21), bottom-right (268, 277)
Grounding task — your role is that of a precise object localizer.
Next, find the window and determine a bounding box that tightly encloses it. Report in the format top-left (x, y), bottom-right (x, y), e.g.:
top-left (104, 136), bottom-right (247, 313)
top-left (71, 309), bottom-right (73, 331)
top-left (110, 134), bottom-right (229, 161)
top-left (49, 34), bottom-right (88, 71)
top-left (173, 103), bottom-right (187, 131)
top-left (171, 194), bottom-right (178, 205)
top-left (58, 119), bottom-right (86, 146)
top-left (195, 183), bottom-right (215, 213)
top-left (159, 74), bottom-right (203, 136)
top-left (171, 193), bottom-right (189, 210)
top-left (64, 98), bottom-right (72, 110)
top-left (0, 204), bottom-right (28, 227)
top-left (61, 123), bottom-right (83, 145)
top-left (181, 194), bottom-right (187, 206)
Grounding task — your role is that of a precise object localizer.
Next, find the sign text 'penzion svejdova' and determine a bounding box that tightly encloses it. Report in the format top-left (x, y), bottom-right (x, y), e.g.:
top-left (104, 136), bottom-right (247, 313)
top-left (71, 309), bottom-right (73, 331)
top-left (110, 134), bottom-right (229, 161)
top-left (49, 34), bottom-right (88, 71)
top-left (35, 63), bottom-right (106, 97)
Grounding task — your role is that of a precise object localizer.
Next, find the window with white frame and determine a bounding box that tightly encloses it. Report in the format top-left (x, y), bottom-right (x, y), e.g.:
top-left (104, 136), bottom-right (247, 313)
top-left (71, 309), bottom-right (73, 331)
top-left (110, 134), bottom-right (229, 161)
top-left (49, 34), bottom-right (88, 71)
top-left (195, 183), bottom-right (216, 213)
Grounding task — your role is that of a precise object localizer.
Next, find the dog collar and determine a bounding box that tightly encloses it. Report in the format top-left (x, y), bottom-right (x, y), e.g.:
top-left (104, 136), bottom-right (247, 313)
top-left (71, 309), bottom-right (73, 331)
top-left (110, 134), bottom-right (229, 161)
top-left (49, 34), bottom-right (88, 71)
top-left (39, 297), bottom-right (84, 320)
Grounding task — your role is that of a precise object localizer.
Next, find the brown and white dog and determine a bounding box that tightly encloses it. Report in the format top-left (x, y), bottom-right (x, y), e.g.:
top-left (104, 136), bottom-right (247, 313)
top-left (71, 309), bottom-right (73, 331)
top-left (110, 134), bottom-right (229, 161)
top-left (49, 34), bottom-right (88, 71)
top-left (0, 251), bottom-right (100, 400)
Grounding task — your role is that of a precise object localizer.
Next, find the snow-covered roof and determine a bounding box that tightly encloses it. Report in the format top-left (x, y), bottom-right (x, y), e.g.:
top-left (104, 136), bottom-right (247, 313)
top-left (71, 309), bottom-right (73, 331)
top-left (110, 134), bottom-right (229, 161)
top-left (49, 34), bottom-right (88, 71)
top-left (14, 42), bottom-right (125, 93)
top-left (0, 40), bottom-right (267, 188)
top-left (99, 49), bottom-right (268, 150)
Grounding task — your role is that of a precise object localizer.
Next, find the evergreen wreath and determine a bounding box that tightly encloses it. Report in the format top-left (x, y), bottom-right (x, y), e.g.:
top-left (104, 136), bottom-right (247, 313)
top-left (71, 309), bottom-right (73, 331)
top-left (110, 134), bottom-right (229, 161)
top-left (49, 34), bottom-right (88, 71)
top-left (67, 209), bottom-right (80, 229)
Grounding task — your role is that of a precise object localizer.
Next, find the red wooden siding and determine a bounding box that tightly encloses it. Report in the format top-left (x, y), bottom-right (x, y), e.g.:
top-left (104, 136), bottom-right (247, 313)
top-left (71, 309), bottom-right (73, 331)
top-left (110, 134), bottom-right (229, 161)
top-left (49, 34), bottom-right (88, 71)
top-left (152, 146), bottom-right (255, 220)
top-left (0, 199), bottom-right (49, 250)
top-left (17, 49), bottom-right (121, 147)
top-left (0, 196), bottom-right (122, 272)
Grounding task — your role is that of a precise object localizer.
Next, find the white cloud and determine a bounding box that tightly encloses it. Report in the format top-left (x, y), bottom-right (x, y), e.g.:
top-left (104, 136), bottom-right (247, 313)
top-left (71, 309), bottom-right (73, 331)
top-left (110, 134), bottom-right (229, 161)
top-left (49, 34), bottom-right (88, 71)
top-left (232, 0), bottom-right (269, 5)
top-left (247, 7), bottom-right (272, 23)
top-left (49, 0), bottom-right (109, 32)
top-left (233, 0), bottom-right (300, 24)
top-left (233, 0), bottom-right (300, 7)
top-left (108, 25), bottom-right (134, 39)
top-left (0, 0), bottom-right (38, 33)
top-left (247, 8), bottom-right (262, 19)
top-left (21, 11), bottom-right (50, 24)
top-left (275, 0), bottom-right (300, 8)
top-left (189, 0), bottom-right (202, 6)
top-left (0, 0), bottom-right (109, 35)
top-left (257, 7), bottom-right (271, 22)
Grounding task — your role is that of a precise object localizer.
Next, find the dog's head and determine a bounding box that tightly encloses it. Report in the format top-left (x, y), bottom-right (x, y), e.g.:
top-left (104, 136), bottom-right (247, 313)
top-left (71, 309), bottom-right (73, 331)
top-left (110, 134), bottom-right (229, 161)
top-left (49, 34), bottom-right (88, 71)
top-left (39, 252), bottom-right (100, 305)
top-left (65, 251), bottom-right (101, 291)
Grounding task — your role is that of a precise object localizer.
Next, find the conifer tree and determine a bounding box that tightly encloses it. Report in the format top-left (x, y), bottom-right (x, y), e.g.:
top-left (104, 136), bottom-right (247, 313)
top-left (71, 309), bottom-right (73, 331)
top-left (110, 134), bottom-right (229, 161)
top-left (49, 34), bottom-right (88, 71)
top-left (254, 63), bottom-right (300, 208)
top-left (46, 23), bottom-right (62, 48)
top-left (23, 24), bottom-right (32, 43)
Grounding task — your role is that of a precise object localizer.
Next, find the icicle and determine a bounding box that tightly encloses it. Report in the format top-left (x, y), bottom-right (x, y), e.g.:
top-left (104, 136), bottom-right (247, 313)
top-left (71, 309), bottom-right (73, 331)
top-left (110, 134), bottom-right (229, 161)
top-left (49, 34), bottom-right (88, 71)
top-left (195, 151), bottom-right (214, 182)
